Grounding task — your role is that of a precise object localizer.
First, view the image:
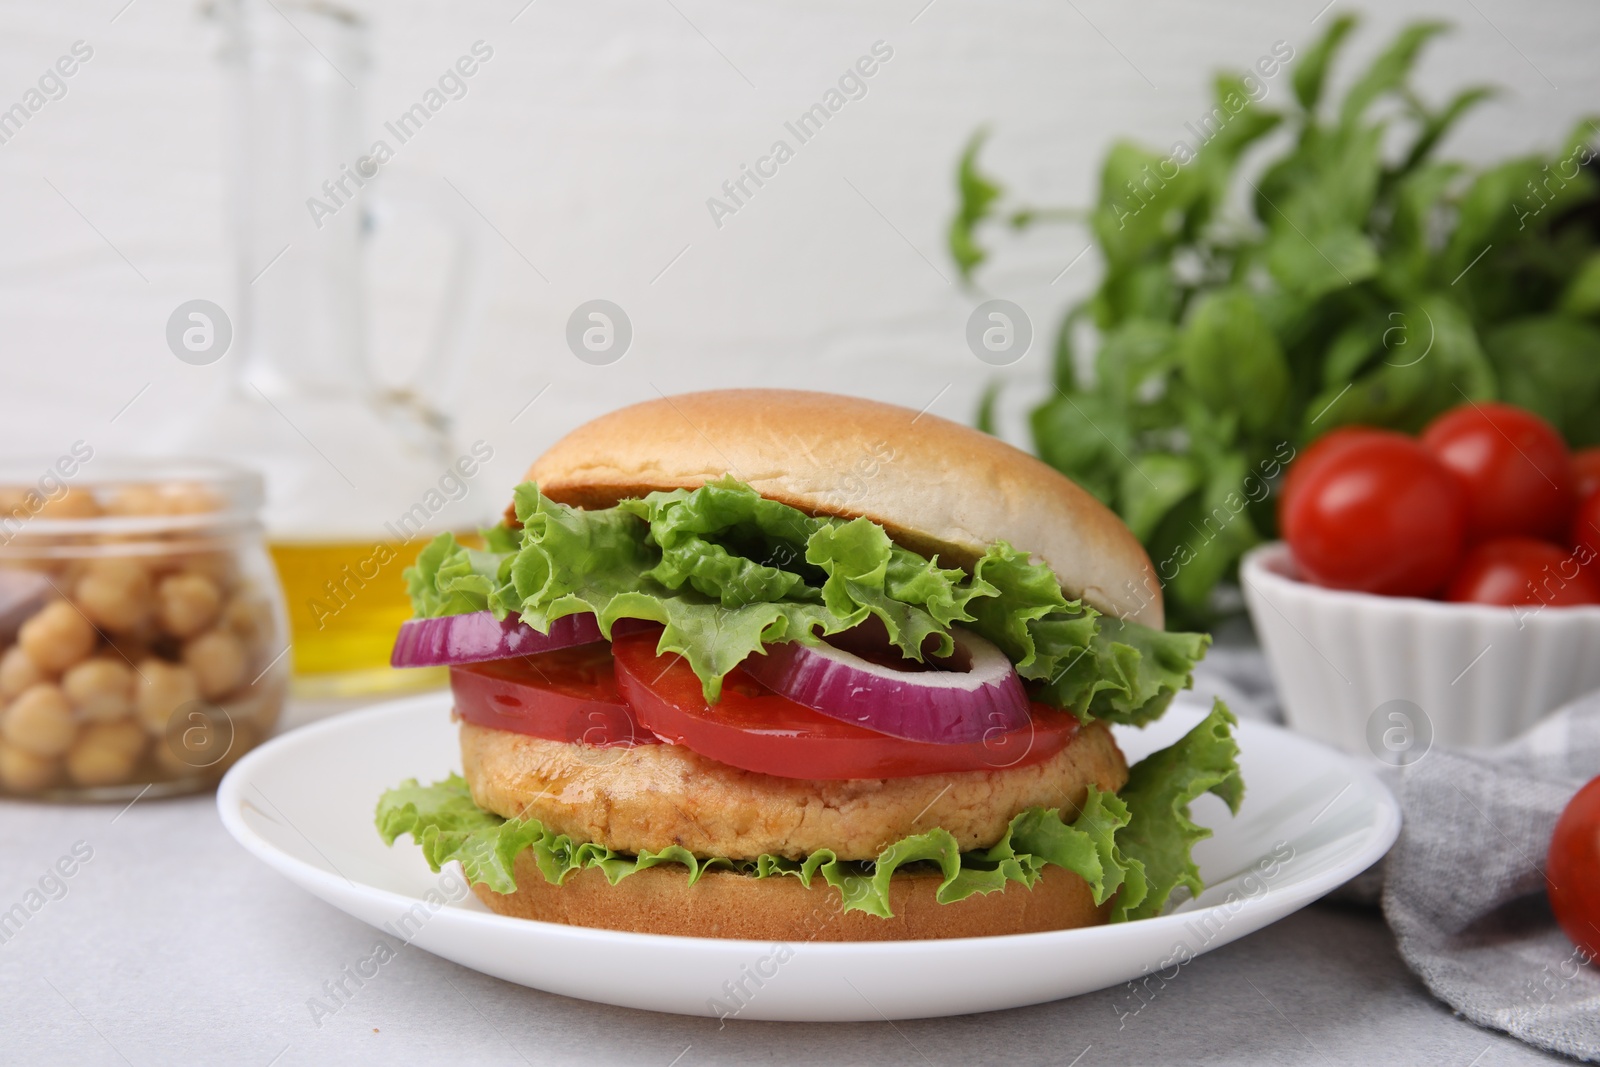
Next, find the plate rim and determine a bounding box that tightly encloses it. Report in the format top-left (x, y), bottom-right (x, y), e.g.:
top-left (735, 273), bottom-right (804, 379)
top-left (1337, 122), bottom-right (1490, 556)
top-left (219, 691), bottom-right (1399, 958)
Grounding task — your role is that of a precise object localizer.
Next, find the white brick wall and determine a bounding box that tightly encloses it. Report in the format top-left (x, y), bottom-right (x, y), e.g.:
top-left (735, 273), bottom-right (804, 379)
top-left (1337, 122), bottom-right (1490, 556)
top-left (1, 0), bottom-right (1594, 517)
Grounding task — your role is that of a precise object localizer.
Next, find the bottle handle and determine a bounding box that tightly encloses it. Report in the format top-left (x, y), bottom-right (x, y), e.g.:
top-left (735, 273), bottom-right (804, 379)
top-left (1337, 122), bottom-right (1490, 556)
top-left (365, 169), bottom-right (492, 446)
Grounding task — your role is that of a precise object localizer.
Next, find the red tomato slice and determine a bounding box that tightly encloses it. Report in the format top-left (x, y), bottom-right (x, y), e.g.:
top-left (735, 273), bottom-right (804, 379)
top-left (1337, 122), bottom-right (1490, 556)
top-left (450, 643), bottom-right (658, 748)
top-left (610, 629), bottom-right (1080, 780)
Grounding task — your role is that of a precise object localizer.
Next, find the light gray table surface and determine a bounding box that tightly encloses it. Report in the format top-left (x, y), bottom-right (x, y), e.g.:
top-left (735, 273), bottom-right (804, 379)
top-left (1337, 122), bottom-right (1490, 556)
top-left (0, 682), bottom-right (1571, 1067)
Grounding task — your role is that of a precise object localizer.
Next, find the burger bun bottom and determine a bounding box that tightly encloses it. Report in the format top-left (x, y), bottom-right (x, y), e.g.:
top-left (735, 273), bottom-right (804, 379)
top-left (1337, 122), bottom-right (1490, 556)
top-left (472, 851), bottom-right (1111, 941)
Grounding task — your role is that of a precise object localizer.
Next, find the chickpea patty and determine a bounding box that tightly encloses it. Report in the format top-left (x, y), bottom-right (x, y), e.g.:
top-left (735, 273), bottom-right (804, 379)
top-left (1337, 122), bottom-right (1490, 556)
top-left (461, 719), bottom-right (1128, 862)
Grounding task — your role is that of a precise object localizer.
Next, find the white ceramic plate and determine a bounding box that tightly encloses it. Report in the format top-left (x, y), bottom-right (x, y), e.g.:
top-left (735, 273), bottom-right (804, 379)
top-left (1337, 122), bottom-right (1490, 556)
top-left (218, 693), bottom-right (1399, 1022)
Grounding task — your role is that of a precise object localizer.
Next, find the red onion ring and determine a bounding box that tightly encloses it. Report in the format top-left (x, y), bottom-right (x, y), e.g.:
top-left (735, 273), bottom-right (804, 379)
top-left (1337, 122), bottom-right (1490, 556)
top-left (390, 610), bottom-right (602, 668)
top-left (742, 625), bottom-right (1030, 744)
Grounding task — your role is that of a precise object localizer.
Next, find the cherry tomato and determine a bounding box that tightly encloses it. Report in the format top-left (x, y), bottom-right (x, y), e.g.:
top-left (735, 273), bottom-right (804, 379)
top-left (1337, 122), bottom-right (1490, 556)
top-left (1548, 775), bottom-right (1600, 962)
top-left (1278, 427), bottom-right (1392, 525)
top-left (1421, 402), bottom-right (1575, 542)
top-left (610, 629), bottom-right (1079, 780)
top-left (450, 643), bottom-right (657, 747)
top-left (1443, 537), bottom-right (1600, 607)
top-left (1280, 430), bottom-right (1466, 597)
top-left (1574, 448), bottom-right (1600, 505)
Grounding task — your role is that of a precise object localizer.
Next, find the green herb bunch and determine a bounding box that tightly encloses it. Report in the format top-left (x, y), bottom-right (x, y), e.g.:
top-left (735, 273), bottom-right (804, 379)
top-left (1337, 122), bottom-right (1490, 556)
top-left (950, 16), bottom-right (1600, 626)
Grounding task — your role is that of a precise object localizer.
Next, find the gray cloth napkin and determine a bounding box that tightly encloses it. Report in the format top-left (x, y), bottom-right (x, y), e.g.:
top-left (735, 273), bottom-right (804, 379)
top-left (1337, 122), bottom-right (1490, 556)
top-left (1382, 696), bottom-right (1600, 1062)
top-left (1192, 643), bottom-right (1600, 1062)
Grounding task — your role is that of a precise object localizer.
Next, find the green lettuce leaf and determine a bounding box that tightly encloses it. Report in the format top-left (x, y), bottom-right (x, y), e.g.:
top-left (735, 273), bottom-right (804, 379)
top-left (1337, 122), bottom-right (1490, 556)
top-left (400, 478), bottom-right (1208, 722)
top-left (376, 774), bottom-right (1139, 919)
top-left (1113, 698), bottom-right (1244, 921)
top-left (375, 774), bottom-right (733, 894)
top-left (375, 700), bottom-right (1240, 923)
top-left (1040, 617), bottom-right (1214, 727)
top-left (404, 532), bottom-right (515, 618)
top-left (515, 483), bottom-right (844, 702)
top-left (963, 540), bottom-right (1084, 674)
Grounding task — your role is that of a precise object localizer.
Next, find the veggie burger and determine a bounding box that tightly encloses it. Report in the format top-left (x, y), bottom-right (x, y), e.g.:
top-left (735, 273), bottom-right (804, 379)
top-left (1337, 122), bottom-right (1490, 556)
top-left (377, 389), bottom-right (1242, 941)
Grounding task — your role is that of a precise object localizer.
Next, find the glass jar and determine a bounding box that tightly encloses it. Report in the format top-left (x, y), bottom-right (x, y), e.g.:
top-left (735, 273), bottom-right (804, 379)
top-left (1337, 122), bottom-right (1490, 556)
top-left (0, 458), bottom-right (288, 800)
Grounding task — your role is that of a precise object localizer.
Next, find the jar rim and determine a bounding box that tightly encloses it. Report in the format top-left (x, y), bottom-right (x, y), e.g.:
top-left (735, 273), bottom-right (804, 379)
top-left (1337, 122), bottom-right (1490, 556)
top-left (0, 457), bottom-right (264, 546)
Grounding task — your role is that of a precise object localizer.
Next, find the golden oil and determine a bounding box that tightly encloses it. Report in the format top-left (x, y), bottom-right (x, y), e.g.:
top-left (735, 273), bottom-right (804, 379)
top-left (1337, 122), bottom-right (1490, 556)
top-left (268, 537), bottom-right (448, 697)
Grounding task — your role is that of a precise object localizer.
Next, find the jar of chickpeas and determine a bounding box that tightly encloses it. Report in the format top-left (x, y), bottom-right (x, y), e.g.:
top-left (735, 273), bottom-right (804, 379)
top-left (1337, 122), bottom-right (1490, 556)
top-left (0, 460), bottom-right (288, 800)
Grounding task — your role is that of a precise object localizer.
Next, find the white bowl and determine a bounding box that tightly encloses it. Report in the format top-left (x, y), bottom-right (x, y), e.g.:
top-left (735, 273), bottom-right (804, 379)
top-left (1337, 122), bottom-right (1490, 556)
top-left (1240, 541), bottom-right (1600, 755)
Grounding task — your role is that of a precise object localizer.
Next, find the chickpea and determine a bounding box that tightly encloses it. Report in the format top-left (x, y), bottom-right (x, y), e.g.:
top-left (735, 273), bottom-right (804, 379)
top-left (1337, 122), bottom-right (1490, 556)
top-left (61, 658), bottom-right (135, 721)
top-left (134, 658), bottom-right (199, 735)
top-left (222, 594), bottom-right (271, 644)
top-left (175, 551), bottom-right (237, 588)
top-left (93, 716), bottom-right (145, 754)
top-left (18, 600), bottom-right (98, 672)
top-left (66, 720), bottom-right (146, 787)
top-left (66, 746), bottom-right (137, 787)
top-left (38, 489), bottom-right (101, 520)
top-left (104, 484), bottom-right (167, 517)
top-left (2, 683), bottom-right (77, 756)
top-left (162, 484), bottom-right (222, 515)
top-left (156, 573), bottom-right (221, 638)
top-left (0, 645), bottom-right (44, 698)
top-left (183, 630), bottom-right (247, 700)
top-left (55, 559), bottom-right (89, 589)
top-left (0, 741), bottom-right (58, 793)
top-left (152, 734), bottom-right (188, 776)
top-left (74, 557), bottom-right (153, 632)
top-left (86, 557), bottom-right (146, 586)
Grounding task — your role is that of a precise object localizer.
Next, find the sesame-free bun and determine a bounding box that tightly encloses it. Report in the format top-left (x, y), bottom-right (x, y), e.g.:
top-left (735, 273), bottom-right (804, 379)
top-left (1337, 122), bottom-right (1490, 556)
top-left (526, 389), bottom-right (1162, 627)
top-left (472, 854), bottom-right (1111, 941)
